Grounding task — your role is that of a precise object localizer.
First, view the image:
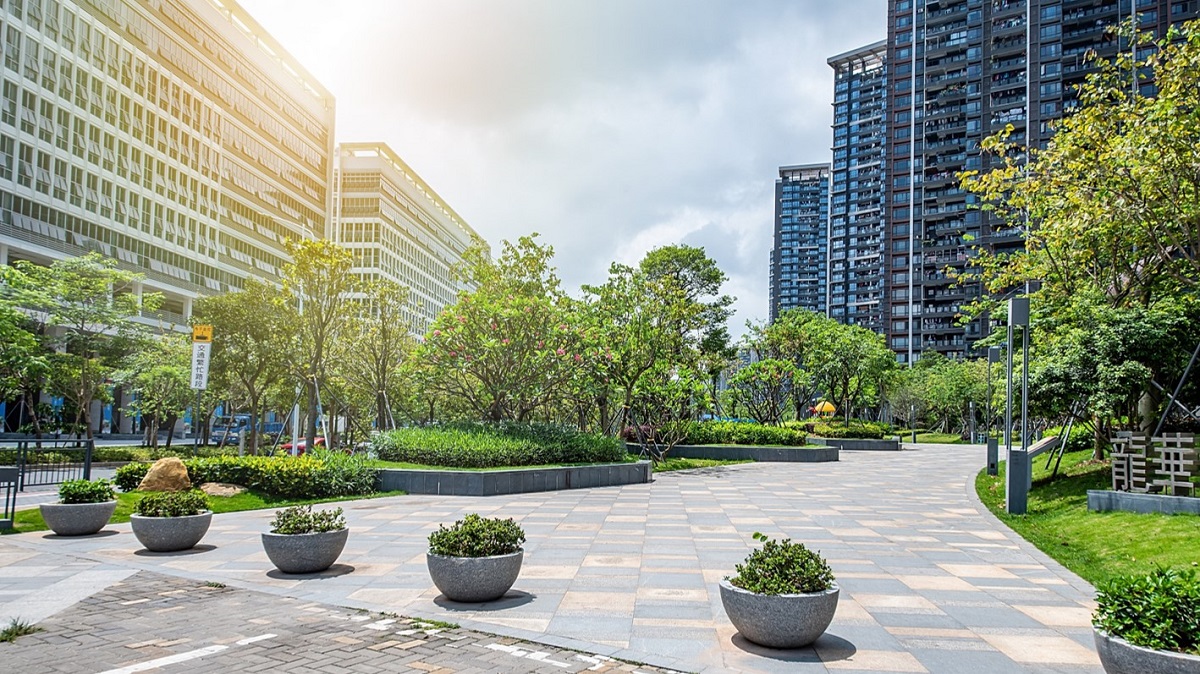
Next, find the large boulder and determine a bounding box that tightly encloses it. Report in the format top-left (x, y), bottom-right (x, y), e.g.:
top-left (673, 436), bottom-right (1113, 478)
top-left (138, 457), bottom-right (192, 492)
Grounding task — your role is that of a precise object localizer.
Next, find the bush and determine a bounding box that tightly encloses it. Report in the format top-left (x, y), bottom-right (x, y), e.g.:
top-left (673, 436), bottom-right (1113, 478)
top-left (788, 419), bottom-right (889, 439)
top-left (372, 422), bottom-right (625, 468)
top-left (428, 513), bottom-right (525, 557)
top-left (114, 454), bottom-right (378, 499)
top-left (58, 479), bottom-right (115, 504)
top-left (92, 447), bottom-right (147, 462)
top-left (1094, 567), bottom-right (1200, 655)
top-left (269, 505), bottom-right (346, 534)
top-left (727, 532), bottom-right (835, 595)
top-left (114, 462), bottom-right (150, 492)
top-left (1044, 423), bottom-right (1093, 454)
top-left (134, 490), bottom-right (209, 517)
top-left (665, 421), bottom-right (807, 447)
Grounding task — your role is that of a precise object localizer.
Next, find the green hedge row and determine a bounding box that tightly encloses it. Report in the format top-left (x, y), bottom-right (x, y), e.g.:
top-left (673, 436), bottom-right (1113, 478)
top-left (113, 450), bottom-right (377, 499)
top-left (784, 419), bottom-right (890, 439)
top-left (371, 422), bottom-right (625, 468)
top-left (664, 421), bottom-right (808, 447)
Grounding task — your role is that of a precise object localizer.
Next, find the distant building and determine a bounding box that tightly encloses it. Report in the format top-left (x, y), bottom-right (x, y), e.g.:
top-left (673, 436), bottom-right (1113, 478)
top-left (0, 0), bottom-right (335, 325)
top-left (769, 163), bottom-right (830, 323)
top-left (827, 41), bottom-right (887, 335)
top-left (883, 0), bottom-right (1199, 363)
top-left (332, 142), bottom-right (485, 336)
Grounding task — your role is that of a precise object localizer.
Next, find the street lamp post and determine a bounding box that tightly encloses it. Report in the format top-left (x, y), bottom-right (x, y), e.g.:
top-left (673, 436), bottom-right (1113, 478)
top-left (1006, 297), bottom-right (1030, 515)
top-left (987, 345), bottom-right (1001, 475)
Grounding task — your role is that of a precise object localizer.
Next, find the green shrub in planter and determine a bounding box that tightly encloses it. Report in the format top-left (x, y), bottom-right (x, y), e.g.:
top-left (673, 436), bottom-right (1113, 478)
top-left (727, 532), bottom-right (835, 595)
top-left (428, 514), bottom-right (525, 557)
top-left (269, 505), bottom-right (346, 534)
top-left (665, 421), bottom-right (808, 447)
top-left (58, 479), bottom-right (116, 504)
top-left (1093, 567), bottom-right (1200, 655)
top-left (372, 422), bottom-right (624, 468)
top-left (134, 490), bottom-right (209, 518)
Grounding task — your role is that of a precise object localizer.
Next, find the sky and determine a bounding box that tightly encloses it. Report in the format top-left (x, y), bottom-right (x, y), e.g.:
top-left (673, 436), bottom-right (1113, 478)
top-left (235, 0), bottom-right (887, 337)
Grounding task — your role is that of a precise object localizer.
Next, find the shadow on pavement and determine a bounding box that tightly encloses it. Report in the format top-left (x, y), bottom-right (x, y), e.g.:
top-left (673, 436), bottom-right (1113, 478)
top-left (266, 563), bottom-right (356, 580)
top-left (134, 544), bottom-right (217, 557)
top-left (433, 590), bottom-right (536, 612)
top-left (729, 632), bottom-right (856, 663)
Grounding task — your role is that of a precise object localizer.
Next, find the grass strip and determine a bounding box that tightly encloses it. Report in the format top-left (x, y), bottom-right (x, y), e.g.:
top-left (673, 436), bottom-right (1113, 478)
top-left (976, 449), bottom-right (1200, 586)
top-left (5, 489), bottom-right (405, 536)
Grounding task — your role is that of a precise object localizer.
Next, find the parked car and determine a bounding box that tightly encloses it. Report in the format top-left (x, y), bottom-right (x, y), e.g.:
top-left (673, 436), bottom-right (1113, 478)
top-left (280, 437), bottom-right (325, 455)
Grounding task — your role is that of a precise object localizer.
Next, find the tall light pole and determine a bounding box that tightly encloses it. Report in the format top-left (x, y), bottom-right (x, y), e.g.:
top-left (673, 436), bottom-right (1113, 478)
top-left (1006, 297), bottom-right (1030, 514)
top-left (987, 345), bottom-right (1001, 475)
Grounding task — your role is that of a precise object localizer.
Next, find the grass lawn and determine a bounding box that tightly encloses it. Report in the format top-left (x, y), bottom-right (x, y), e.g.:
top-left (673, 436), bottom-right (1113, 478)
top-left (654, 458), bottom-right (753, 472)
top-left (5, 489), bottom-right (406, 536)
top-left (976, 449), bottom-right (1200, 586)
top-left (910, 432), bottom-right (964, 444)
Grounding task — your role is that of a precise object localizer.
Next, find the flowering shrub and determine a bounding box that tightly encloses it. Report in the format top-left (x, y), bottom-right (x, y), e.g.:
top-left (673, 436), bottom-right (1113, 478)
top-left (113, 453), bottom-right (376, 499)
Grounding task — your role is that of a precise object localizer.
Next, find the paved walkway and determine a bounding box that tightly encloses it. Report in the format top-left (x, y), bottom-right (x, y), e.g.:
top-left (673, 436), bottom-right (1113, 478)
top-left (0, 444), bottom-right (1103, 673)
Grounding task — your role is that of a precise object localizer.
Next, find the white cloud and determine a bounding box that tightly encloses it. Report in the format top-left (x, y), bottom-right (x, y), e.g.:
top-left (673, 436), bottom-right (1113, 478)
top-left (236, 0), bottom-right (887, 337)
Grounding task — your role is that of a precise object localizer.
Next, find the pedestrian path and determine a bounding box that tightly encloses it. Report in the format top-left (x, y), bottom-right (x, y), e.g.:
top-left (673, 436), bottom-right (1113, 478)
top-left (0, 444), bottom-right (1104, 673)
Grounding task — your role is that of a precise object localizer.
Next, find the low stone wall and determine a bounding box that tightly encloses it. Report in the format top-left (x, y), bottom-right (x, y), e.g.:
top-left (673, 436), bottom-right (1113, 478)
top-left (628, 444), bottom-right (838, 463)
top-left (811, 437), bottom-right (900, 451)
top-left (375, 461), bottom-right (652, 496)
top-left (1087, 489), bottom-right (1200, 515)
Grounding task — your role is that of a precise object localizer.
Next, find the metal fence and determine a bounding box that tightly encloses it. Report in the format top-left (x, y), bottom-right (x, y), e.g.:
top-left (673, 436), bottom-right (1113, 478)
top-left (0, 466), bottom-right (16, 530)
top-left (0, 438), bottom-right (94, 490)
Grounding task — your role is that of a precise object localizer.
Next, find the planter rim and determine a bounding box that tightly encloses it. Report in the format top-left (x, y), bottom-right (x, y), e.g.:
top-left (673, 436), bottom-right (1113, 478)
top-left (45, 499), bottom-right (118, 506)
top-left (1094, 628), bottom-right (1200, 661)
top-left (130, 510), bottom-right (213, 519)
top-left (427, 548), bottom-right (523, 561)
top-left (719, 578), bottom-right (840, 599)
top-left (262, 528), bottom-right (348, 537)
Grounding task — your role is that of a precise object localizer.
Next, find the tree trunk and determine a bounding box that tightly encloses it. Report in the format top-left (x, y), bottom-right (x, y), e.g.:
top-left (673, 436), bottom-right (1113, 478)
top-left (305, 380), bottom-right (318, 450)
top-left (163, 413), bottom-right (177, 450)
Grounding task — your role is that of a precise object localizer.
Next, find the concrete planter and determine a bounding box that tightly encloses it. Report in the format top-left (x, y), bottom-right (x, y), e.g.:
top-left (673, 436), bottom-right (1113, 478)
top-left (1094, 629), bottom-right (1200, 674)
top-left (719, 580), bottom-right (839, 649)
top-left (377, 461), bottom-right (651, 496)
top-left (631, 444), bottom-right (838, 463)
top-left (129, 511), bottom-right (212, 552)
top-left (427, 550), bottom-right (523, 602)
top-left (261, 528), bottom-right (349, 574)
top-left (39, 500), bottom-right (118, 536)
top-left (811, 437), bottom-right (900, 451)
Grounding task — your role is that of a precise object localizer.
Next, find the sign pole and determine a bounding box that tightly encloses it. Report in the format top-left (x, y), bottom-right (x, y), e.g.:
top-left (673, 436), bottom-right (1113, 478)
top-left (190, 325), bottom-right (213, 458)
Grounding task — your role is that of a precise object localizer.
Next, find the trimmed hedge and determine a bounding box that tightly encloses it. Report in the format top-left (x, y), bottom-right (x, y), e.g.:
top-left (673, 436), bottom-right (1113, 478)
top-left (664, 421), bottom-right (808, 447)
top-left (785, 419), bottom-right (889, 439)
top-left (371, 422), bottom-right (625, 468)
top-left (113, 450), bottom-right (377, 499)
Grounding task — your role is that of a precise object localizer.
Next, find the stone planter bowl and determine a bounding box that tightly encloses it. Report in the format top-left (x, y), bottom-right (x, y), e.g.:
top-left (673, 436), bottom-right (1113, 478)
top-left (129, 511), bottom-right (213, 552)
top-left (426, 550), bottom-right (523, 602)
top-left (719, 579), bottom-right (839, 649)
top-left (1094, 629), bottom-right (1200, 674)
top-left (261, 528), bottom-right (349, 574)
top-left (39, 500), bottom-right (118, 536)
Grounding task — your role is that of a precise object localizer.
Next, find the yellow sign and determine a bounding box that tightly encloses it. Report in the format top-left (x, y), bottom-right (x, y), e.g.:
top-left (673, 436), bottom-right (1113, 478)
top-left (192, 324), bottom-right (213, 342)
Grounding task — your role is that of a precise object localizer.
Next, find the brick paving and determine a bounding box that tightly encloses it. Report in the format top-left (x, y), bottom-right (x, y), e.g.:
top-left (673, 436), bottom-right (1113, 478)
top-left (0, 444), bottom-right (1106, 673)
top-left (2, 570), bottom-right (676, 673)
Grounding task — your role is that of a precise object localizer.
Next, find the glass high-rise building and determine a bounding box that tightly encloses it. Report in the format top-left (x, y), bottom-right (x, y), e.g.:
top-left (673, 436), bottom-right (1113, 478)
top-left (769, 163), bottom-right (829, 322)
top-left (0, 0), bottom-right (335, 325)
top-left (828, 41), bottom-right (888, 334)
top-left (882, 0), bottom-right (1198, 363)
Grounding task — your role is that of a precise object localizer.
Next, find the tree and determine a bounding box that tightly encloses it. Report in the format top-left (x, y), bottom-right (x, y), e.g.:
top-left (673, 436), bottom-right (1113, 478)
top-left (962, 20), bottom-right (1200, 311)
top-left (281, 239), bottom-right (360, 449)
top-left (728, 359), bottom-right (798, 426)
top-left (10, 254), bottom-right (160, 437)
top-left (116, 333), bottom-right (191, 450)
top-left (419, 235), bottom-right (581, 422)
top-left (337, 279), bottom-right (417, 432)
top-left (804, 320), bottom-right (895, 424)
top-left (747, 308), bottom-right (825, 419)
top-left (0, 265), bottom-right (50, 435)
top-left (638, 244), bottom-right (734, 364)
top-left (193, 278), bottom-right (292, 454)
top-left (962, 21), bottom-right (1200, 437)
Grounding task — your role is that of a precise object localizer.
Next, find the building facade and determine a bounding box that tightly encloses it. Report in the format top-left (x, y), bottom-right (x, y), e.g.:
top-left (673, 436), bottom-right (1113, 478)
top-left (827, 41), bottom-right (888, 335)
top-left (882, 0), bottom-right (1197, 363)
top-left (333, 142), bottom-right (484, 336)
top-left (0, 0), bottom-right (335, 326)
top-left (769, 163), bottom-right (830, 322)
